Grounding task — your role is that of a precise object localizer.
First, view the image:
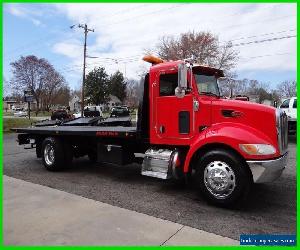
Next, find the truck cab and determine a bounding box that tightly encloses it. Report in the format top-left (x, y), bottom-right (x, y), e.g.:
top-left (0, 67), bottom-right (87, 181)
top-left (140, 56), bottom-right (288, 205)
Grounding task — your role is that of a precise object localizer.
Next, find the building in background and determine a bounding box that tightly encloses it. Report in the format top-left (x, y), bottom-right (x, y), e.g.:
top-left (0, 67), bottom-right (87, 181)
top-left (69, 94), bottom-right (81, 112)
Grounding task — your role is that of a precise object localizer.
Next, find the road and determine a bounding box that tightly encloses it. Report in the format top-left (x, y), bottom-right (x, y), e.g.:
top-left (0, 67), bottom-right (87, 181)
top-left (3, 133), bottom-right (296, 240)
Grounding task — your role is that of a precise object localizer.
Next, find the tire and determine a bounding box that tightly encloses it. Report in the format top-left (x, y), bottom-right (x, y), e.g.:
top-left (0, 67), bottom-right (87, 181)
top-left (195, 149), bottom-right (251, 207)
top-left (41, 137), bottom-right (73, 171)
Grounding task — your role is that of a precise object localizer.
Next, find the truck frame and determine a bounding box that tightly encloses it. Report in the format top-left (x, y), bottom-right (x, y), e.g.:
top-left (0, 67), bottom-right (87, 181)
top-left (13, 55), bottom-right (289, 207)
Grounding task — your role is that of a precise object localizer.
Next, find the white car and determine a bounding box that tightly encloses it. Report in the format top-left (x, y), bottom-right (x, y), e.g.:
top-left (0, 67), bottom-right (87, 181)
top-left (280, 97), bottom-right (297, 134)
top-left (73, 112), bottom-right (82, 118)
top-left (13, 111), bottom-right (27, 117)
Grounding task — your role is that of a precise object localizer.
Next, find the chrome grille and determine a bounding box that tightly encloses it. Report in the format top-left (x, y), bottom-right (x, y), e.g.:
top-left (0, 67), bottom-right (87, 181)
top-left (276, 109), bottom-right (288, 154)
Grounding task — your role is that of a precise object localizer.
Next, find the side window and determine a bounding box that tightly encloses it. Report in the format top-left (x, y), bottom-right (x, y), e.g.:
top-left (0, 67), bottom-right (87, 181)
top-left (293, 99), bottom-right (297, 109)
top-left (280, 99), bottom-right (290, 109)
top-left (159, 73), bottom-right (178, 96)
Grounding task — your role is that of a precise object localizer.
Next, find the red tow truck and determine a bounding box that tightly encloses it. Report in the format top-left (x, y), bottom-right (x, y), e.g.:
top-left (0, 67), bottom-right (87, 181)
top-left (13, 55), bottom-right (288, 206)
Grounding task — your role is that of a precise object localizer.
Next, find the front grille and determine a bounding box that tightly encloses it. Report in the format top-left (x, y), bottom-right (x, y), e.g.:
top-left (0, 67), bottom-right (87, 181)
top-left (276, 109), bottom-right (288, 154)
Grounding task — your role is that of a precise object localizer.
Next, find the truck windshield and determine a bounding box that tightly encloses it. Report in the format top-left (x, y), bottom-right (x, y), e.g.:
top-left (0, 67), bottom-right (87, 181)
top-left (194, 74), bottom-right (220, 97)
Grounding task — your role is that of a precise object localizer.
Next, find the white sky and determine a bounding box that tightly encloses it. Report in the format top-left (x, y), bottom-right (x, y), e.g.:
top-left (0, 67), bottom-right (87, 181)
top-left (5, 3), bottom-right (297, 89)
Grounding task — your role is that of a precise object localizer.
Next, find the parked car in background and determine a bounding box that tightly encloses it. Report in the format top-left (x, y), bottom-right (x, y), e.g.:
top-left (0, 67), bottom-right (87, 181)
top-left (84, 106), bottom-right (103, 118)
top-left (73, 106), bottom-right (103, 118)
top-left (280, 97), bottom-right (297, 134)
top-left (110, 106), bottom-right (130, 117)
top-left (51, 110), bottom-right (72, 121)
top-left (13, 110), bottom-right (27, 117)
top-left (73, 112), bottom-right (82, 119)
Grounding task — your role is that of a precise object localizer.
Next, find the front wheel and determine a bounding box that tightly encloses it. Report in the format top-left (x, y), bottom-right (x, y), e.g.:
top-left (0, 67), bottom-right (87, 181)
top-left (195, 149), bottom-right (251, 207)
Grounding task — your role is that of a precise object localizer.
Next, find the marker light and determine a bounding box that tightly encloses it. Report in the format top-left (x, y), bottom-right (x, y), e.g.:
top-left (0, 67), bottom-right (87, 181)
top-left (239, 144), bottom-right (276, 155)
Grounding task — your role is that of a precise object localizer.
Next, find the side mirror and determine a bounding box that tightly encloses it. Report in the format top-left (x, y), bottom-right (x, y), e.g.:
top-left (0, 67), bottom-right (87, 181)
top-left (176, 63), bottom-right (187, 98)
top-left (178, 63), bottom-right (187, 89)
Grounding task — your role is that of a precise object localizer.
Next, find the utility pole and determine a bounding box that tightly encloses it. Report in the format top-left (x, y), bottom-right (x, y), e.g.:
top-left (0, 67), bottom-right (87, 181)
top-left (71, 24), bottom-right (94, 117)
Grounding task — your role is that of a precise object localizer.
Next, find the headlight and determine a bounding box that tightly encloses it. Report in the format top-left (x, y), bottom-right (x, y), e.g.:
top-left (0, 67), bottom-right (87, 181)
top-left (239, 144), bottom-right (276, 155)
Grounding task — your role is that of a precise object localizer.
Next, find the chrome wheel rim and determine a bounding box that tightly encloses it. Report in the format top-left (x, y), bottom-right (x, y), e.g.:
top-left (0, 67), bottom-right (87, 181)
top-left (44, 144), bottom-right (55, 165)
top-left (203, 161), bottom-right (236, 199)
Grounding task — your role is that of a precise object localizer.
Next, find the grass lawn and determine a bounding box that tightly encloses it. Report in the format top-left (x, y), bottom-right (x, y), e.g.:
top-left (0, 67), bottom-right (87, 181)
top-left (3, 111), bottom-right (14, 116)
top-left (3, 118), bottom-right (33, 133)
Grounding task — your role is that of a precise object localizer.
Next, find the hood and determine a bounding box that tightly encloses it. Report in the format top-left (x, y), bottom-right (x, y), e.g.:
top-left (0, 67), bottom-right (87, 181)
top-left (211, 98), bottom-right (277, 143)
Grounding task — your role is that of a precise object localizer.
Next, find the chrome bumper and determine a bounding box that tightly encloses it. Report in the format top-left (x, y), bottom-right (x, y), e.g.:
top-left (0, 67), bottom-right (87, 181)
top-left (247, 153), bottom-right (288, 183)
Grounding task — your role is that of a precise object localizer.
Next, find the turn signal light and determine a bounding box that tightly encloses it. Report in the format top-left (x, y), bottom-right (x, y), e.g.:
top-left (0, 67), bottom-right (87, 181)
top-left (239, 144), bottom-right (276, 155)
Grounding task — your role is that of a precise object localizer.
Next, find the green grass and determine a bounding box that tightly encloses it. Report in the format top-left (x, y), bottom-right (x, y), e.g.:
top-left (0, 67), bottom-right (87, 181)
top-left (3, 118), bottom-right (33, 133)
top-left (3, 111), bottom-right (13, 116)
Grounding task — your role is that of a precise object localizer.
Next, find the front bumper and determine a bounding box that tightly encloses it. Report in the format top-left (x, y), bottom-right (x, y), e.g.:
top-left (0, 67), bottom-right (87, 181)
top-left (247, 153), bottom-right (288, 183)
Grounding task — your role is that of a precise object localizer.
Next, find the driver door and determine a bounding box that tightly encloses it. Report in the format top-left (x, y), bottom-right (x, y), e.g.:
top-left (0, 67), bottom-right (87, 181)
top-left (155, 71), bottom-right (194, 144)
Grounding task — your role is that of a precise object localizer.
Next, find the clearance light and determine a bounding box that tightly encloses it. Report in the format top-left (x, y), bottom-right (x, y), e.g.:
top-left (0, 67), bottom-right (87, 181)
top-left (239, 144), bottom-right (276, 156)
top-left (142, 55), bottom-right (164, 65)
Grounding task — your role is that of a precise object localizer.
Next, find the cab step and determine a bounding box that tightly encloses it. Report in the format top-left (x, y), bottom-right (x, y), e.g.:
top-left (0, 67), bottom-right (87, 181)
top-left (141, 148), bottom-right (177, 179)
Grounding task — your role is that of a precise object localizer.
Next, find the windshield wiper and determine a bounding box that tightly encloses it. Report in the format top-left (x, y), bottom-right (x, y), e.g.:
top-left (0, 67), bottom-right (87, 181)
top-left (199, 91), bottom-right (219, 97)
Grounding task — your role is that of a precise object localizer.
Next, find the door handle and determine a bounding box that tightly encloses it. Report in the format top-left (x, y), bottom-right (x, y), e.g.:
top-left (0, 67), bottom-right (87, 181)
top-left (159, 125), bottom-right (165, 134)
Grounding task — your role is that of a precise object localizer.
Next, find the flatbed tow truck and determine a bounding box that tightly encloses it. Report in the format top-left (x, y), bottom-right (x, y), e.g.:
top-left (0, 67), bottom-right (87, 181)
top-left (13, 55), bottom-right (288, 206)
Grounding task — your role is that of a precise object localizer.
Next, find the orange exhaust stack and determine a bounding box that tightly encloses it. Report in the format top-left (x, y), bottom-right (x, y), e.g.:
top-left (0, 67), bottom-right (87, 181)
top-left (142, 55), bottom-right (164, 65)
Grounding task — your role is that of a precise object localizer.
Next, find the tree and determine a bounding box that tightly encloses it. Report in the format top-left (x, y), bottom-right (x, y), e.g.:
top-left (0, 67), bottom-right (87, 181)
top-left (108, 71), bottom-right (127, 102)
top-left (257, 88), bottom-right (272, 104)
top-left (154, 31), bottom-right (239, 73)
top-left (125, 79), bottom-right (139, 108)
top-left (52, 85), bottom-right (71, 107)
top-left (85, 67), bottom-right (109, 105)
top-left (277, 80), bottom-right (297, 98)
top-left (10, 55), bottom-right (65, 112)
top-left (41, 71), bottom-right (67, 110)
top-left (3, 77), bottom-right (11, 98)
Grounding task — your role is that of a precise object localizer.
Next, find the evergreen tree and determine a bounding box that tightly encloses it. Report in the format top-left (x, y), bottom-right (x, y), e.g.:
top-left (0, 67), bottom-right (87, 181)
top-left (85, 67), bottom-right (109, 105)
top-left (108, 71), bottom-right (127, 102)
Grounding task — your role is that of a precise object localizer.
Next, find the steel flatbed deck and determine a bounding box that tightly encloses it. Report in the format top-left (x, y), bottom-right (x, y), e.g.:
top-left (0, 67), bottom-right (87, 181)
top-left (12, 126), bottom-right (137, 138)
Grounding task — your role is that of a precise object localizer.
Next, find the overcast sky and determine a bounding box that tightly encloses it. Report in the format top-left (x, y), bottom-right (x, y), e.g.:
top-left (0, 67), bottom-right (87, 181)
top-left (3, 3), bottom-right (297, 91)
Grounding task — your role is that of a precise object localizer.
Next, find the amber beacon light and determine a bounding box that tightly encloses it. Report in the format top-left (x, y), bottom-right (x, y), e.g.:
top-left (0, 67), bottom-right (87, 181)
top-left (142, 55), bottom-right (164, 65)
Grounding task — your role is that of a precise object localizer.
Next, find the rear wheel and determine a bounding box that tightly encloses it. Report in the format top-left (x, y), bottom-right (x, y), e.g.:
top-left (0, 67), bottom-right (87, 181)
top-left (42, 137), bottom-right (73, 171)
top-left (195, 149), bottom-right (251, 207)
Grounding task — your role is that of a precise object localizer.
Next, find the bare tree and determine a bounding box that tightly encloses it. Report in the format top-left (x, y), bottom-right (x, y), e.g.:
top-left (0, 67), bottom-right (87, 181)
top-left (154, 31), bottom-right (239, 73)
top-left (3, 77), bottom-right (11, 98)
top-left (10, 55), bottom-right (66, 113)
top-left (125, 79), bottom-right (139, 108)
top-left (277, 80), bottom-right (297, 98)
top-left (41, 71), bottom-right (66, 110)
